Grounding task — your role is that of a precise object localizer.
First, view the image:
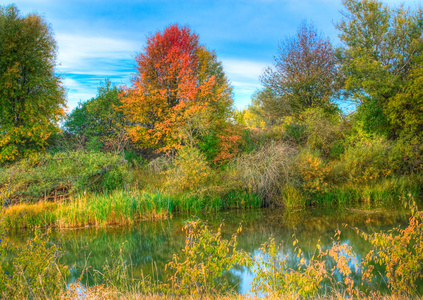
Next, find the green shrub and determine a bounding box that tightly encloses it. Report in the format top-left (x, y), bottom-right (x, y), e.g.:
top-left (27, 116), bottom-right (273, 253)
top-left (283, 122), bottom-right (308, 145)
top-left (0, 229), bottom-right (69, 299)
top-left (302, 107), bottom-right (345, 159)
top-left (0, 151), bottom-right (130, 203)
top-left (165, 146), bottom-right (211, 193)
top-left (338, 136), bottom-right (393, 184)
top-left (165, 220), bottom-right (245, 296)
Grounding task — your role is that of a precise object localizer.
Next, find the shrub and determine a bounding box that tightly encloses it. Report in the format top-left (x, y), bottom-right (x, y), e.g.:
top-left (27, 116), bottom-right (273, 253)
top-left (165, 220), bottom-right (245, 296)
top-left (302, 107), bottom-right (345, 159)
top-left (296, 150), bottom-right (330, 195)
top-left (248, 237), bottom-right (327, 298)
top-left (1, 178), bottom-right (69, 299)
top-left (358, 196), bottom-right (423, 296)
top-left (165, 146), bottom-right (211, 193)
top-left (148, 155), bottom-right (173, 174)
top-left (0, 151), bottom-right (129, 203)
top-left (232, 141), bottom-right (296, 205)
top-left (338, 136), bottom-right (393, 184)
top-left (0, 229), bottom-right (69, 299)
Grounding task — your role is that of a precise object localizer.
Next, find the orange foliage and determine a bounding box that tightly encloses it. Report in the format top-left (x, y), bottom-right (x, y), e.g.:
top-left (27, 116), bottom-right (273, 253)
top-left (213, 125), bottom-right (244, 165)
top-left (120, 25), bottom-right (231, 153)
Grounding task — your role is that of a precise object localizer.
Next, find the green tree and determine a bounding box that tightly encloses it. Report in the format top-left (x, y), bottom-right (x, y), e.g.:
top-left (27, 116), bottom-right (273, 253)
top-left (386, 53), bottom-right (423, 140)
top-left (0, 5), bottom-right (66, 162)
top-left (337, 0), bottom-right (423, 135)
top-left (64, 80), bottom-right (128, 153)
top-left (260, 21), bottom-right (339, 120)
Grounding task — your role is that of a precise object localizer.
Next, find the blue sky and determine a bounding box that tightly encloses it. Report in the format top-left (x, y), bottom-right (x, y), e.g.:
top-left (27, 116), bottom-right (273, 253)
top-left (4, 0), bottom-right (421, 113)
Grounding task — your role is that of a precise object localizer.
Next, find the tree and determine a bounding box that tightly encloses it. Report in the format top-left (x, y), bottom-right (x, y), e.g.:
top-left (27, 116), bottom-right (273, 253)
top-left (120, 24), bottom-right (234, 154)
top-left (64, 80), bottom-right (128, 153)
top-left (336, 0), bottom-right (423, 135)
top-left (260, 21), bottom-right (339, 119)
top-left (0, 5), bottom-right (66, 162)
top-left (386, 53), bottom-right (423, 140)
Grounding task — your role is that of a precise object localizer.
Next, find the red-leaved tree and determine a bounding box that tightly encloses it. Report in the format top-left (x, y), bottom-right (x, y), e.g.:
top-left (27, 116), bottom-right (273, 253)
top-left (121, 25), bottom-right (234, 155)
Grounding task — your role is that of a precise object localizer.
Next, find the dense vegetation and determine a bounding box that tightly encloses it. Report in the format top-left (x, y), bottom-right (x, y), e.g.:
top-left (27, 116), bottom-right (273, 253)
top-left (1, 0), bottom-right (423, 298)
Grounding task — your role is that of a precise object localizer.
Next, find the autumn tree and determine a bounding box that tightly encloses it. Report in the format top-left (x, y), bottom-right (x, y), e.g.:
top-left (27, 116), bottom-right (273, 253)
top-left (337, 0), bottom-right (423, 136)
top-left (64, 80), bottom-right (128, 153)
top-left (260, 21), bottom-right (339, 120)
top-left (120, 24), bottom-right (235, 156)
top-left (0, 5), bottom-right (66, 162)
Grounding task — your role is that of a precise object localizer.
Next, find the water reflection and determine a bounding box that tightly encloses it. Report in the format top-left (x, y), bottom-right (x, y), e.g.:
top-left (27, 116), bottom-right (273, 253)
top-left (8, 200), bottom-right (412, 294)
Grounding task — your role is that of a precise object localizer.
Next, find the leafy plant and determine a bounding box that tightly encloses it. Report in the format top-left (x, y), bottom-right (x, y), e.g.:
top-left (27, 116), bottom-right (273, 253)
top-left (0, 151), bottom-right (129, 203)
top-left (165, 146), bottom-right (211, 193)
top-left (165, 220), bottom-right (245, 296)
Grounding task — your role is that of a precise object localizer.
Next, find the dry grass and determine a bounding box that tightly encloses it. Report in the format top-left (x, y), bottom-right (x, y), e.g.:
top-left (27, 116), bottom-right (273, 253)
top-left (233, 141), bottom-right (296, 205)
top-left (60, 285), bottom-right (421, 300)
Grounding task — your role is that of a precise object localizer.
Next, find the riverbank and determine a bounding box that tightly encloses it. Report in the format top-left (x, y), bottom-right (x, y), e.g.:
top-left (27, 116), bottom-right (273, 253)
top-left (2, 173), bottom-right (421, 230)
top-left (1, 189), bottom-right (263, 229)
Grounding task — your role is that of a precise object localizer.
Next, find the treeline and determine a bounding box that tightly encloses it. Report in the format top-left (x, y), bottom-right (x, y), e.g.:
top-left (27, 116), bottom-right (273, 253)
top-left (1, 0), bottom-right (423, 210)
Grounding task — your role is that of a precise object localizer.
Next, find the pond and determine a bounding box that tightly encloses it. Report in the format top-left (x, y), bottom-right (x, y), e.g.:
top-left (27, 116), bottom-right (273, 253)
top-left (8, 199), bottom-right (416, 295)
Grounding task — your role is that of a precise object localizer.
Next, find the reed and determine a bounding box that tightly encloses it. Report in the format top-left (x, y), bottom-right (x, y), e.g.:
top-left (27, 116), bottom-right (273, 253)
top-left (2, 190), bottom-right (170, 229)
top-left (2, 189), bottom-right (264, 229)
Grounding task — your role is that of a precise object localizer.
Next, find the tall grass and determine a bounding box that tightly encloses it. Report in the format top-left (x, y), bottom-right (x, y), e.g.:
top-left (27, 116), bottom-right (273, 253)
top-left (2, 190), bottom-right (170, 229)
top-left (311, 174), bottom-right (423, 205)
top-left (2, 189), bottom-right (263, 229)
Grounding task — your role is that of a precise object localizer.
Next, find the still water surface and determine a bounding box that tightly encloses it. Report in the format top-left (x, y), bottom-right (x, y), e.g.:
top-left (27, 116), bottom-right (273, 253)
top-left (10, 200), bottom-right (413, 294)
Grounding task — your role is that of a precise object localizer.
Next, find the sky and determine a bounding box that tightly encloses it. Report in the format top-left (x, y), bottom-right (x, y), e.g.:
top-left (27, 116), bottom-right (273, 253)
top-left (3, 0), bottom-right (421, 113)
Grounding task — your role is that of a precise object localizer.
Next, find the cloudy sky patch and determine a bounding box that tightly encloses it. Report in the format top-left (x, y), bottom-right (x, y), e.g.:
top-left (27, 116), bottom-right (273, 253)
top-left (2, 0), bottom-right (420, 111)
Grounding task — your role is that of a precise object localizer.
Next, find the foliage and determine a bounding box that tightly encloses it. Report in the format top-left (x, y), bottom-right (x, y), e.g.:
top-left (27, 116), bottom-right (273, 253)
top-left (64, 80), bottom-right (128, 153)
top-left (386, 53), bottom-right (423, 140)
top-left (165, 146), bottom-right (211, 193)
top-left (0, 151), bottom-right (129, 203)
top-left (337, 0), bottom-right (423, 135)
top-left (233, 141), bottom-right (296, 205)
top-left (302, 107), bottom-right (344, 159)
top-left (261, 21), bottom-right (339, 119)
top-left (358, 196), bottom-right (423, 296)
top-left (213, 124), bottom-right (245, 165)
top-left (120, 24), bottom-right (234, 153)
top-left (1, 175), bottom-right (69, 299)
top-left (0, 229), bottom-right (69, 299)
top-left (248, 237), bottom-right (327, 298)
top-left (296, 150), bottom-right (330, 195)
top-left (338, 136), bottom-right (394, 184)
top-left (235, 88), bottom-right (281, 129)
top-left (0, 5), bottom-right (66, 162)
top-left (165, 220), bottom-right (245, 296)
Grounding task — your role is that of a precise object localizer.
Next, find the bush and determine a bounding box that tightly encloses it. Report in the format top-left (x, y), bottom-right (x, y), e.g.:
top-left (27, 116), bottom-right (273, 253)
top-left (0, 151), bottom-right (130, 203)
top-left (0, 229), bottom-right (69, 299)
top-left (302, 107), bottom-right (345, 159)
top-left (165, 220), bottom-right (245, 296)
top-left (296, 150), bottom-right (330, 196)
top-left (165, 146), bottom-right (211, 193)
top-left (338, 136), bottom-right (393, 184)
top-left (232, 141), bottom-right (296, 205)
top-left (1, 178), bottom-right (69, 299)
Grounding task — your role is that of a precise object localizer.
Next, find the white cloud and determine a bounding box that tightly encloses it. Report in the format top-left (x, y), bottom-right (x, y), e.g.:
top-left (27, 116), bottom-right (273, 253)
top-left (221, 58), bottom-right (270, 108)
top-left (56, 33), bottom-right (139, 70)
top-left (54, 34), bottom-right (138, 111)
top-left (222, 59), bottom-right (269, 81)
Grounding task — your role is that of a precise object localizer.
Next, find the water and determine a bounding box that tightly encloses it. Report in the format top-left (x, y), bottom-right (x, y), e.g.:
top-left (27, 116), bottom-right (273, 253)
top-left (8, 200), bottom-right (414, 294)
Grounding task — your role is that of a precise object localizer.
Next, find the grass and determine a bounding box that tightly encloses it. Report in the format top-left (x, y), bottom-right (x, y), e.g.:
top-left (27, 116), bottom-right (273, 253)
top-left (2, 189), bottom-right (263, 229)
top-left (2, 190), bottom-right (170, 229)
top-left (60, 287), bottom-right (419, 300)
top-left (310, 174), bottom-right (423, 205)
top-left (3, 173), bottom-right (421, 229)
